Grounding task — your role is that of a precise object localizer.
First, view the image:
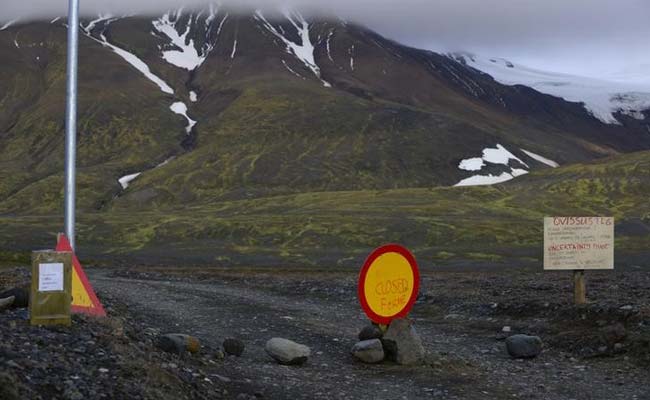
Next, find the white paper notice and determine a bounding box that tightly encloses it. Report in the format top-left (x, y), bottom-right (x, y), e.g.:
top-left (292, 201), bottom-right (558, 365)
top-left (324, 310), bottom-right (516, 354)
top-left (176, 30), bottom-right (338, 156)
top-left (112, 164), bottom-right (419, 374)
top-left (39, 263), bottom-right (64, 292)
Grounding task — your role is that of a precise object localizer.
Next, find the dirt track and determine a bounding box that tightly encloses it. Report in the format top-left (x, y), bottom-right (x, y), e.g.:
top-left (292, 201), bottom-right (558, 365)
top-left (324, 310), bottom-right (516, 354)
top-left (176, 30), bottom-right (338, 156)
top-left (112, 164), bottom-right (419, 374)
top-left (87, 266), bottom-right (650, 400)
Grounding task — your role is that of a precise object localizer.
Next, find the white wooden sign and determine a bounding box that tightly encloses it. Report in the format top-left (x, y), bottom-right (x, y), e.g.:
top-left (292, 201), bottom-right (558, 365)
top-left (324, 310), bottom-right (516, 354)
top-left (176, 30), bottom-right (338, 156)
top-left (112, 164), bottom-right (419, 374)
top-left (544, 217), bottom-right (614, 270)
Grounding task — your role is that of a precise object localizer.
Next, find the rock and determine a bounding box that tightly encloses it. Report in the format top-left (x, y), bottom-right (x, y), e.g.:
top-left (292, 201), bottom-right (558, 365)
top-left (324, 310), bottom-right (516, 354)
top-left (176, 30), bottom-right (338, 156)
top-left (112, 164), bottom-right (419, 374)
top-left (223, 338), bottom-right (245, 357)
top-left (351, 339), bottom-right (384, 363)
top-left (156, 334), bottom-right (201, 354)
top-left (502, 326), bottom-right (511, 333)
top-left (0, 288), bottom-right (28, 308)
top-left (600, 323), bottom-right (627, 344)
top-left (358, 324), bottom-right (383, 341)
top-left (381, 319), bottom-right (425, 365)
top-left (265, 338), bottom-right (310, 365)
top-left (0, 296), bottom-right (15, 312)
top-left (505, 334), bottom-right (543, 359)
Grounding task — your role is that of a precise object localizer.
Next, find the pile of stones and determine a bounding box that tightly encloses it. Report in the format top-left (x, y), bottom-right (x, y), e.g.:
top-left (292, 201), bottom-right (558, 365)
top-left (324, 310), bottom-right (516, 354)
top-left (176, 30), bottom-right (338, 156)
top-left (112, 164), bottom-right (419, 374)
top-left (351, 318), bottom-right (425, 365)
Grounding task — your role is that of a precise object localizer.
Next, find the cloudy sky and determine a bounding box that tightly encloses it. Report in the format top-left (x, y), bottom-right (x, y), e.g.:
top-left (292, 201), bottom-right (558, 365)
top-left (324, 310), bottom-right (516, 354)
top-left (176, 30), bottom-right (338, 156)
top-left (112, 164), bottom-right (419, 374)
top-left (3, 0), bottom-right (649, 79)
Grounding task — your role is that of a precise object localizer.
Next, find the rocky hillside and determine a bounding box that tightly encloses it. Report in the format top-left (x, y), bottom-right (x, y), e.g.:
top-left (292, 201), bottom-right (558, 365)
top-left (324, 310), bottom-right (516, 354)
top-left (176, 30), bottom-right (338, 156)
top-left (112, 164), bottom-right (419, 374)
top-left (1, 6), bottom-right (649, 214)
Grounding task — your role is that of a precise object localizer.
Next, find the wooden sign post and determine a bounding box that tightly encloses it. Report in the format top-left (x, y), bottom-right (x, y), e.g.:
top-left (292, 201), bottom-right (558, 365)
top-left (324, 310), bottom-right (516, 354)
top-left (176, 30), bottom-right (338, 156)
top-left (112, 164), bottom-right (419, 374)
top-left (543, 217), bottom-right (614, 305)
top-left (573, 270), bottom-right (586, 305)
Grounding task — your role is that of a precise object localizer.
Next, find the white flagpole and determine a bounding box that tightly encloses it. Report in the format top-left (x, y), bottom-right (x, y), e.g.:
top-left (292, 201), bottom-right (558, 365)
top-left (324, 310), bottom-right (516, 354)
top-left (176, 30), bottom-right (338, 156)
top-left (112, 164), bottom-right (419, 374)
top-left (64, 0), bottom-right (80, 249)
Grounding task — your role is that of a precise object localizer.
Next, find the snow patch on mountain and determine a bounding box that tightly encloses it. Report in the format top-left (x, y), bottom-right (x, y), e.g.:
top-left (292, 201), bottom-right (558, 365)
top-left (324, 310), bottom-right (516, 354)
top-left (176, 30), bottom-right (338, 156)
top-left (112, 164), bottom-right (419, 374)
top-left (521, 149), bottom-right (559, 168)
top-left (84, 17), bottom-right (201, 138)
top-left (152, 9), bottom-right (215, 71)
top-left (458, 158), bottom-right (484, 171)
top-left (189, 91), bottom-right (198, 102)
top-left (282, 60), bottom-right (304, 79)
top-left (255, 10), bottom-right (331, 87)
top-left (231, 38), bottom-right (237, 59)
top-left (450, 53), bottom-right (650, 125)
top-left (0, 19), bottom-right (18, 31)
top-left (83, 15), bottom-right (111, 35)
top-left (170, 102), bottom-right (197, 134)
top-left (83, 17), bottom-right (175, 95)
top-left (326, 31), bottom-right (335, 62)
top-left (456, 144), bottom-right (530, 186)
top-left (118, 172), bottom-right (142, 189)
top-left (455, 170), bottom-right (528, 187)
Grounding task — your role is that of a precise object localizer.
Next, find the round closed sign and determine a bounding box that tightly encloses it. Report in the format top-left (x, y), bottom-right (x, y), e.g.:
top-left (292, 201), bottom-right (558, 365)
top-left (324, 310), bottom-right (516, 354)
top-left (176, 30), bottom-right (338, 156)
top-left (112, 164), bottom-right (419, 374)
top-left (358, 244), bottom-right (420, 325)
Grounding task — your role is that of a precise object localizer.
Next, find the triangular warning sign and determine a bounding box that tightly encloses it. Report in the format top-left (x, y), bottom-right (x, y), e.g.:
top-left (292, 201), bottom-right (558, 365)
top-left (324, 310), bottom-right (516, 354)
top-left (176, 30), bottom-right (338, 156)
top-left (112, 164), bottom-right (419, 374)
top-left (56, 234), bottom-right (106, 317)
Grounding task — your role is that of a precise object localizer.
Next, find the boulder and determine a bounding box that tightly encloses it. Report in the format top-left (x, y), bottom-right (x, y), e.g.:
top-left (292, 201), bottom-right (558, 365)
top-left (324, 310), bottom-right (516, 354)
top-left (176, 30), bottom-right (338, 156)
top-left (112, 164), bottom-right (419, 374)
top-left (223, 338), bottom-right (245, 357)
top-left (381, 319), bottom-right (425, 365)
top-left (0, 296), bottom-right (15, 312)
top-left (358, 324), bottom-right (383, 341)
top-left (351, 339), bottom-right (384, 364)
top-left (505, 334), bottom-right (543, 359)
top-left (0, 288), bottom-right (28, 308)
top-left (600, 323), bottom-right (627, 345)
top-left (156, 334), bottom-right (200, 355)
top-left (265, 338), bottom-right (310, 365)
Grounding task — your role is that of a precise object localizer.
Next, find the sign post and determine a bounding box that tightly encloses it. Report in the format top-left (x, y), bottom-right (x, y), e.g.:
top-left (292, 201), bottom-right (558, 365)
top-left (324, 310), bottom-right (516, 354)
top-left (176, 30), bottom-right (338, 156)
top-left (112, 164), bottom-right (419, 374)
top-left (358, 244), bottom-right (420, 326)
top-left (64, 0), bottom-right (80, 250)
top-left (544, 217), bottom-right (614, 304)
top-left (574, 270), bottom-right (586, 304)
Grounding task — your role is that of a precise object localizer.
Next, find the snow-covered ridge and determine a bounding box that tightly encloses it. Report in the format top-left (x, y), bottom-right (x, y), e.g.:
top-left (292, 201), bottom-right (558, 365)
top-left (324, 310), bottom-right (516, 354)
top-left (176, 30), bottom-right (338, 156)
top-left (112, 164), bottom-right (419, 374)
top-left (449, 52), bottom-right (650, 125)
top-left (255, 9), bottom-right (331, 87)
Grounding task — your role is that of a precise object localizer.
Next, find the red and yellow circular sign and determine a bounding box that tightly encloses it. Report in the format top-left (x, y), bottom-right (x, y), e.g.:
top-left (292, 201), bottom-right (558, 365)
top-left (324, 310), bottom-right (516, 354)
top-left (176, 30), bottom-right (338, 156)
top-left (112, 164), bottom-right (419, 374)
top-left (358, 244), bottom-right (420, 325)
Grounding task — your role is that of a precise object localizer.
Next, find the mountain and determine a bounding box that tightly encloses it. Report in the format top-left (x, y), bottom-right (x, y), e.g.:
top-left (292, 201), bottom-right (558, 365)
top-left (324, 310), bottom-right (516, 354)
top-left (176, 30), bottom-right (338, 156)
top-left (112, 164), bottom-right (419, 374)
top-left (0, 6), bottom-right (649, 265)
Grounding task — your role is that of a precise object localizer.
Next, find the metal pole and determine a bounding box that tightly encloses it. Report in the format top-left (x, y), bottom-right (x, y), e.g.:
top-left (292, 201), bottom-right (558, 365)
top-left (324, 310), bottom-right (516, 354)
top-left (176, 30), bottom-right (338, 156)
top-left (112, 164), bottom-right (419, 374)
top-left (64, 0), bottom-right (80, 250)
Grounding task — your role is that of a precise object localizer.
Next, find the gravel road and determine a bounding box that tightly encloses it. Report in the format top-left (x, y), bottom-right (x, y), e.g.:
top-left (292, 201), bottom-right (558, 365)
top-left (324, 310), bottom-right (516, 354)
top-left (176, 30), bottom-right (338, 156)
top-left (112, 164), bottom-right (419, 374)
top-left (90, 267), bottom-right (650, 400)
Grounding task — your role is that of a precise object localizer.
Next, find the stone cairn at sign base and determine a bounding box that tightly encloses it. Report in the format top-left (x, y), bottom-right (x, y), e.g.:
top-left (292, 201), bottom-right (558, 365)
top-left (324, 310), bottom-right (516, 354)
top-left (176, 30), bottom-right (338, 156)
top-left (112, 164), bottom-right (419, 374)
top-left (351, 318), bottom-right (425, 365)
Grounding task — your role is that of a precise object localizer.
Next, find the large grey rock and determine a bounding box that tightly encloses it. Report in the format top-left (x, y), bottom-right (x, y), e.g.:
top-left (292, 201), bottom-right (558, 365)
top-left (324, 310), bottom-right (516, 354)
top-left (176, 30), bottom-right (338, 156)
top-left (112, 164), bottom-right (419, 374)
top-left (381, 319), bottom-right (425, 365)
top-left (358, 324), bottom-right (383, 341)
top-left (265, 338), bottom-right (310, 365)
top-left (0, 288), bottom-right (28, 308)
top-left (351, 339), bottom-right (385, 363)
top-left (0, 296), bottom-right (15, 312)
top-left (505, 334), bottom-right (543, 359)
